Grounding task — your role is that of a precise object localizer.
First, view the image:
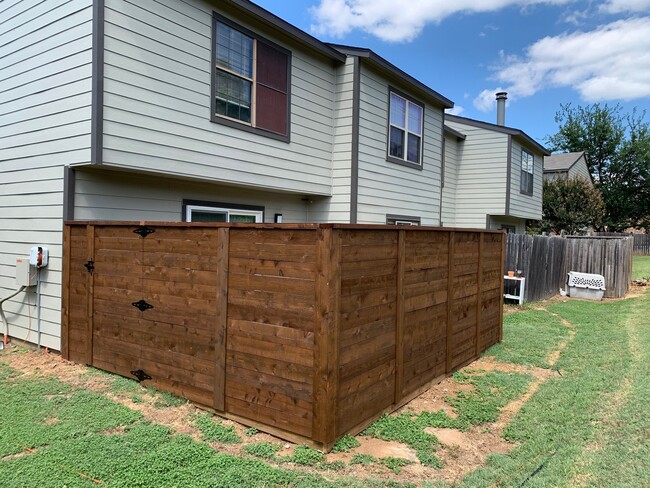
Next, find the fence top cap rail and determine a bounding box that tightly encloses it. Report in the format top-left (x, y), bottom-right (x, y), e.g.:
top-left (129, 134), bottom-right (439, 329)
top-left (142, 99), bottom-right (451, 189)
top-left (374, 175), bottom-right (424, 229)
top-left (565, 235), bottom-right (633, 240)
top-left (64, 221), bottom-right (504, 233)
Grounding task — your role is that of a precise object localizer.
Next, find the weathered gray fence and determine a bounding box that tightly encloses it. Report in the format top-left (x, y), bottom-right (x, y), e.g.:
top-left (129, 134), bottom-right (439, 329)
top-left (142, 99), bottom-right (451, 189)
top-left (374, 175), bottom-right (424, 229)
top-left (633, 234), bottom-right (650, 255)
top-left (505, 234), bottom-right (633, 302)
top-left (594, 233), bottom-right (650, 255)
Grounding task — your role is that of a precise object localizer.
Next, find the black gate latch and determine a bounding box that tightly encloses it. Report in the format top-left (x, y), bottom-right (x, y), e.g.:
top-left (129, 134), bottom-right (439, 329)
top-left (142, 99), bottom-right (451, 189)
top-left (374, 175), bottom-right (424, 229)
top-left (133, 226), bottom-right (156, 238)
top-left (130, 370), bottom-right (151, 382)
top-left (131, 299), bottom-right (153, 312)
top-left (84, 260), bottom-right (94, 274)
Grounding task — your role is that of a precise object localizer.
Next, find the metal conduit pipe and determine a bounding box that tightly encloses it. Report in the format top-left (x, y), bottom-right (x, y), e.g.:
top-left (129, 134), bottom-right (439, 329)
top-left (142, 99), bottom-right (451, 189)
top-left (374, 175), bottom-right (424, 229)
top-left (0, 286), bottom-right (27, 348)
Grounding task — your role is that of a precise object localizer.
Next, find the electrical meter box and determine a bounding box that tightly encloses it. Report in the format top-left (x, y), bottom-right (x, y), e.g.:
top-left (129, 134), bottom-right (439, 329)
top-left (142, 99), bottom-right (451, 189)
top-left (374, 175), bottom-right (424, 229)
top-left (29, 246), bottom-right (48, 268)
top-left (16, 259), bottom-right (37, 287)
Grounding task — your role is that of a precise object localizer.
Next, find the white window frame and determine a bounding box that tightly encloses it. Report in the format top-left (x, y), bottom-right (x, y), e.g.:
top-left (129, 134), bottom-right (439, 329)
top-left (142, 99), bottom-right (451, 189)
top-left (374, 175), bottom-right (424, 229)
top-left (520, 149), bottom-right (534, 195)
top-left (214, 20), bottom-right (256, 127)
top-left (185, 205), bottom-right (263, 223)
top-left (387, 89), bottom-right (424, 169)
top-left (386, 214), bottom-right (421, 226)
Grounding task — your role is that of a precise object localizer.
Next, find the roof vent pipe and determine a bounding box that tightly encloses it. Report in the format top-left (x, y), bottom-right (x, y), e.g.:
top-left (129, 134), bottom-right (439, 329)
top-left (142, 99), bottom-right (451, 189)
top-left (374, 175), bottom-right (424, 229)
top-left (496, 92), bottom-right (507, 126)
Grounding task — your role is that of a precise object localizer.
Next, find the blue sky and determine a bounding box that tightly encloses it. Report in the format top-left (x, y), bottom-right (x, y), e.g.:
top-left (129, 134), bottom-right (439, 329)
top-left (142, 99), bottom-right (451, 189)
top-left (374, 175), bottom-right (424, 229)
top-left (254, 0), bottom-right (650, 147)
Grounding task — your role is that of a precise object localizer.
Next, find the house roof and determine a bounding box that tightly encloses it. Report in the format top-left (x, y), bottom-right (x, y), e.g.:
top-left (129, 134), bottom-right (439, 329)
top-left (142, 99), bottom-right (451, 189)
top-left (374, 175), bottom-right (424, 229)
top-left (445, 114), bottom-right (550, 155)
top-left (222, 0), bottom-right (346, 64)
top-left (444, 125), bottom-right (466, 140)
top-left (543, 151), bottom-right (586, 172)
top-left (328, 44), bottom-right (454, 109)
top-left (220, 3), bottom-right (455, 109)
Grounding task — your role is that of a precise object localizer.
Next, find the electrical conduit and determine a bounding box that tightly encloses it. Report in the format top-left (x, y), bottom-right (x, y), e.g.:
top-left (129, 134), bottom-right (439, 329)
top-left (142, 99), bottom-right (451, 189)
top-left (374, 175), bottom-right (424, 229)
top-left (0, 286), bottom-right (26, 347)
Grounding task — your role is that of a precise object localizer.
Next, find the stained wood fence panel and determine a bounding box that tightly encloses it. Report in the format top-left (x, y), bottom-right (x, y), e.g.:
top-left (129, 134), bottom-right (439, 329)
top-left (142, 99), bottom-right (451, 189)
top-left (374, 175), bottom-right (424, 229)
top-left (226, 229), bottom-right (318, 438)
top-left (63, 222), bottom-right (504, 451)
top-left (337, 229), bottom-right (397, 436)
top-left (480, 233), bottom-right (505, 350)
top-left (399, 231), bottom-right (448, 400)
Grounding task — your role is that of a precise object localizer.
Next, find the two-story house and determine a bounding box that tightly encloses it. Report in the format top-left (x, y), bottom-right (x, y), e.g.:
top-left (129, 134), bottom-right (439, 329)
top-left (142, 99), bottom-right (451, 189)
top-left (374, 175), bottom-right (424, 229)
top-left (1, 0), bottom-right (545, 351)
top-left (442, 94), bottom-right (550, 233)
top-left (543, 151), bottom-right (593, 184)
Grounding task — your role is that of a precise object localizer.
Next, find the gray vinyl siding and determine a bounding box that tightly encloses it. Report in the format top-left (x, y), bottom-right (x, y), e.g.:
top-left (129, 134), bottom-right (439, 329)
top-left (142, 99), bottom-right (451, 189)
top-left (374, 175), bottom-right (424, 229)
top-left (445, 120), bottom-right (508, 229)
top-left (571, 155), bottom-right (592, 181)
top-left (509, 140), bottom-right (543, 220)
top-left (0, 0), bottom-right (93, 350)
top-left (488, 215), bottom-right (526, 234)
top-left (73, 168), bottom-right (311, 222)
top-left (355, 64), bottom-right (443, 225)
top-left (101, 0), bottom-right (336, 196)
top-left (309, 57), bottom-right (355, 223)
top-left (441, 133), bottom-right (459, 227)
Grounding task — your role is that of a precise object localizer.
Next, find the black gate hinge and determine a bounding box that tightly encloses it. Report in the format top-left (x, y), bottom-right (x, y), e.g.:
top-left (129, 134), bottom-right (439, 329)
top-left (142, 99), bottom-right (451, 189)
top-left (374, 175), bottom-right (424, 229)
top-left (133, 226), bottom-right (156, 238)
top-left (130, 369), bottom-right (151, 382)
top-left (131, 299), bottom-right (154, 312)
top-left (84, 260), bottom-right (94, 274)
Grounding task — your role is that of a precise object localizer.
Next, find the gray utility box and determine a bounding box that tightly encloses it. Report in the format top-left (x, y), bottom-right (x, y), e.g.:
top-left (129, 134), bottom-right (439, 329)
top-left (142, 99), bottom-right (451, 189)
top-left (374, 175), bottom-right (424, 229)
top-left (16, 259), bottom-right (37, 287)
top-left (567, 271), bottom-right (606, 301)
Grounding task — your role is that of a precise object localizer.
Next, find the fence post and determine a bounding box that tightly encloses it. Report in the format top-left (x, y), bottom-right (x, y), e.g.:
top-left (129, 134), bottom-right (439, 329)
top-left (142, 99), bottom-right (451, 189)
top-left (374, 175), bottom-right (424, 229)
top-left (313, 227), bottom-right (340, 448)
top-left (475, 233), bottom-right (484, 356)
top-left (85, 224), bottom-right (95, 366)
top-left (394, 229), bottom-right (406, 405)
top-left (214, 227), bottom-right (229, 413)
top-left (61, 225), bottom-right (71, 361)
top-left (446, 231), bottom-right (455, 373)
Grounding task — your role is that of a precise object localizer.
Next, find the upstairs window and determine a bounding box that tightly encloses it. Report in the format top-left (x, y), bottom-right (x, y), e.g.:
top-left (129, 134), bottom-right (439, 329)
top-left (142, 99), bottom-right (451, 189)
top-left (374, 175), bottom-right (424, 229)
top-left (520, 149), bottom-right (534, 194)
top-left (387, 90), bottom-right (424, 168)
top-left (212, 15), bottom-right (290, 140)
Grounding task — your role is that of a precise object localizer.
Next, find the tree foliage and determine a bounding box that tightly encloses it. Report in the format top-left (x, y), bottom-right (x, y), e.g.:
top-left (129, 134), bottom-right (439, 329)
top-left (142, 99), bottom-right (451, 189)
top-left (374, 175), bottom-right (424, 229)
top-left (541, 176), bottom-right (605, 235)
top-left (546, 103), bottom-right (650, 231)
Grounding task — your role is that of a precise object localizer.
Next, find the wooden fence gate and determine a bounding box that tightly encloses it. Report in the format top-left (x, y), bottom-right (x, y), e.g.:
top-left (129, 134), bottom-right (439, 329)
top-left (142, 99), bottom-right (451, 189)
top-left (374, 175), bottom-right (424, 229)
top-left (62, 222), bottom-right (504, 450)
top-left (64, 224), bottom-right (227, 407)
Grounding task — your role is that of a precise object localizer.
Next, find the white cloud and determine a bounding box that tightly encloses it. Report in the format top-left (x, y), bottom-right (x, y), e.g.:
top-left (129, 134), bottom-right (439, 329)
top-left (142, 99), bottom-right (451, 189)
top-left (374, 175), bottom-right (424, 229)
top-left (310, 0), bottom-right (574, 42)
top-left (474, 17), bottom-right (650, 110)
top-left (599, 0), bottom-right (650, 13)
top-left (560, 8), bottom-right (591, 25)
top-left (473, 88), bottom-right (509, 111)
top-left (446, 105), bottom-right (465, 116)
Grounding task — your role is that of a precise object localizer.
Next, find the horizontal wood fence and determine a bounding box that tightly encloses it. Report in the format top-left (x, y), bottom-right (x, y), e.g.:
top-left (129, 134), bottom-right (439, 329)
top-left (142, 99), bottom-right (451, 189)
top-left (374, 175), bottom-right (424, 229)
top-left (62, 222), bottom-right (504, 450)
top-left (505, 234), bottom-right (633, 302)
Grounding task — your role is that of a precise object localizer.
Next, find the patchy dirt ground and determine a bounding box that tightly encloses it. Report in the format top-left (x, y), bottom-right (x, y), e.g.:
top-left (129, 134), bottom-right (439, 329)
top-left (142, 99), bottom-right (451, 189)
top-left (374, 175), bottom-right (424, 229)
top-left (1, 346), bottom-right (558, 486)
top-left (0, 297), bottom-right (585, 486)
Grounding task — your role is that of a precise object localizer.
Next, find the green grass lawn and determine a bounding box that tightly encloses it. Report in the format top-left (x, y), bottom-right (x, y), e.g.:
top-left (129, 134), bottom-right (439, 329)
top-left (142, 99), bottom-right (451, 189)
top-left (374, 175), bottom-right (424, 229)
top-left (2, 265), bottom-right (650, 486)
top-left (465, 290), bottom-right (650, 487)
top-left (632, 255), bottom-right (650, 280)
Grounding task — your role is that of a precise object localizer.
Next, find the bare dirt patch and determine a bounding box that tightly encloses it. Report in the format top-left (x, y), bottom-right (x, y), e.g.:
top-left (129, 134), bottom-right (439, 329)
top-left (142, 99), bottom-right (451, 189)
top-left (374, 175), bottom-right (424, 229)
top-left (1, 447), bottom-right (38, 461)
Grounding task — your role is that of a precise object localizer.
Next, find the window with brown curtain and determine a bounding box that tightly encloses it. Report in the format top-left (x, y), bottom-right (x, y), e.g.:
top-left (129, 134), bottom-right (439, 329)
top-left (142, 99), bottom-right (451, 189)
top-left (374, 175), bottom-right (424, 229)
top-left (212, 15), bottom-right (290, 140)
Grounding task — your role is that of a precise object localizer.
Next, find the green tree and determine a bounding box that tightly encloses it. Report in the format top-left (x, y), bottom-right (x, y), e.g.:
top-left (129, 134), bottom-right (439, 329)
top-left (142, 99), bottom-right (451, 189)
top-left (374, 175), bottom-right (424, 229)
top-left (546, 103), bottom-right (650, 231)
top-left (541, 176), bottom-right (605, 235)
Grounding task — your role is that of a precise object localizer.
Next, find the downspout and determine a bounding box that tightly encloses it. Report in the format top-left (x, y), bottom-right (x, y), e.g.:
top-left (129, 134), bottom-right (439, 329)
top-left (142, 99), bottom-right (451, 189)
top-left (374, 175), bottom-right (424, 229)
top-left (439, 127), bottom-right (445, 226)
top-left (36, 270), bottom-right (42, 350)
top-left (349, 56), bottom-right (361, 224)
top-left (91, 0), bottom-right (105, 165)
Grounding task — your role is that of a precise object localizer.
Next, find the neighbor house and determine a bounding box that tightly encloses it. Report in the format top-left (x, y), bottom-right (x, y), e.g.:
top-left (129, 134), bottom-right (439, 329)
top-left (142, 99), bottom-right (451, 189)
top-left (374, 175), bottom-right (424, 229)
top-left (543, 151), bottom-right (593, 184)
top-left (442, 94), bottom-right (550, 233)
top-left (1, 0), bottom-right (544, 351)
